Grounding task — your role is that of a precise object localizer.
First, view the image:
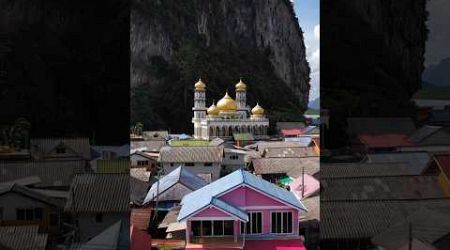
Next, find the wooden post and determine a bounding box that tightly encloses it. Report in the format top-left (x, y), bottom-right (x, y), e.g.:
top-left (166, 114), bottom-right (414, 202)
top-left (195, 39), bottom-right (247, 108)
top-left (186, 220), bottom-right (191, 244)
top-left (234, 220), bottom-right (238, 243)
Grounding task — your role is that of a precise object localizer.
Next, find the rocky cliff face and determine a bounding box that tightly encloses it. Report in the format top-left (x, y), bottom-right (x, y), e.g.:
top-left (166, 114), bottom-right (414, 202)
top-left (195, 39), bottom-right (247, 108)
top-left (321, 0), bottom-right (427, 148)
top-left (131, 0), bottom-right (310, 132)
top-left (0, 0), bottom-right (129, 144)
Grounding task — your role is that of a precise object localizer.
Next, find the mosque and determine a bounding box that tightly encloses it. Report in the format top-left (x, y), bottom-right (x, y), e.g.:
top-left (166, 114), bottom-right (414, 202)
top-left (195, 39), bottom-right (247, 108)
top-left (192, 78), bottom-right (269, 140)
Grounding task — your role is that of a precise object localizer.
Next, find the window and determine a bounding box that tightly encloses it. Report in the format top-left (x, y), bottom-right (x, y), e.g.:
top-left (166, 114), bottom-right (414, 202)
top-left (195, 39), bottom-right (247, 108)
top-left (229, 155), bottom-right (239, 160)
top-left (95, 213), bottom-right (103, 223)
top-left (50, 213), bottom-right (58, 226)
top-left (56, 147), bottom-right (66, 154)
top-left (0, 207), bottom-right (3, 220)
top-left (271, 212), bottom-right (293, 234)
top-left (16, 208), bottom-right (43, 221)
top-left (137, 160), bottom-right (149, 166)
top-left (185, 162), bottom-right (195, 167)
top-left (241, 212), bottom-right (262, 234)
top-left (170, 163), bottom-right (174, 167)
top-left (191, 220), bottom-right (233, 236)
top-left (204, 163), bottom-right (213, 167)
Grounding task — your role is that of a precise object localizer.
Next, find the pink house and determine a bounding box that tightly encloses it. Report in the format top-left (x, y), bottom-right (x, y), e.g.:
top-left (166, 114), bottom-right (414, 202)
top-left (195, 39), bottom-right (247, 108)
top-left (177, 170), bottom-right (307, 249)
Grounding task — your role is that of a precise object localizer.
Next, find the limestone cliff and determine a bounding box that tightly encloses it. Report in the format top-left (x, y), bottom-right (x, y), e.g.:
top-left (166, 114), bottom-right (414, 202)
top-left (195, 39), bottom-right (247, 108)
top-left (321, 0), bottom-right (427, 148)
top-left (131, 0), bottom-right (310, 132)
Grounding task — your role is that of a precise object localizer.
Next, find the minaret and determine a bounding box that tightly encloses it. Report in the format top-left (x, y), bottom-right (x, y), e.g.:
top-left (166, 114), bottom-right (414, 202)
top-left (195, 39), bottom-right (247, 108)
top-left (235, 78), bottom-right (248, 118)
top-left (192, 78), bottom-right (207, 139)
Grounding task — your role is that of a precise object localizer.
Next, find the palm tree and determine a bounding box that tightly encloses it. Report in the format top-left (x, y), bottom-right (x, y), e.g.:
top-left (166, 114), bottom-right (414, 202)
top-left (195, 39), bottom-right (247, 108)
top-left (0, 118), bottom-right (31, 151)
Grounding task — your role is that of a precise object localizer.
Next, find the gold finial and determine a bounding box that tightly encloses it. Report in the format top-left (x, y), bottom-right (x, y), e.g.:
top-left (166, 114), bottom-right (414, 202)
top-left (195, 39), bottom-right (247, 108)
top-left (235, 78), bottom-right (247, 91)
top-left (195, 78), bottom-right (206, 91)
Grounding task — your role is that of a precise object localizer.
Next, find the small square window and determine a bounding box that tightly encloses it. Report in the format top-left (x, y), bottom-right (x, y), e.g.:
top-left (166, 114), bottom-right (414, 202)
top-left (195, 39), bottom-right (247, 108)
top-left (204, 163), bottom-right (213, 167)
top-left (56, 147), bottom-right (66, 154)
top-left (34, 208), bottom-right (43, 220)
top-left (95, 213), bottom-right (103, 223)
top-left (185, 162), bottom-right (195, 167)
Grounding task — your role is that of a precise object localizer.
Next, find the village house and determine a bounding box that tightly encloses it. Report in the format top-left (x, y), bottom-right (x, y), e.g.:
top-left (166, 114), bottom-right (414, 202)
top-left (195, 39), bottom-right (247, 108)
top-left (222, 148), bottom-right (247, 174)
top-left (144, 166), bottom-right (209, 206)
top-left (130, 151), bottom-right (158, 170)
top-left (159, 146), bottom-right (223, 180)
top-left (250, 157), bottom-right (319, 184)
top-left (65, 173), bottom-right (129, 248)
top-left (30, 137), bottom-right (91, 161)
top-left (0, 183), bottom-right (64, 234)
top-left (177, 169), bottom-right (307, 249)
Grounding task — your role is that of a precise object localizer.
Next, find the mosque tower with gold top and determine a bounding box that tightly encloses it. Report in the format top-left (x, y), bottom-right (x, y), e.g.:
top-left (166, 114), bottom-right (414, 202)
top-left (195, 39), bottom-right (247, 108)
top-left (192, 78), bottom-right (269, 140)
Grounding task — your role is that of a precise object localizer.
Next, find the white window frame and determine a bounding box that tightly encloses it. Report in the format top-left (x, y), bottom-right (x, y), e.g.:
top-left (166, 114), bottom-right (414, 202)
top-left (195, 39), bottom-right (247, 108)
top-left (192, 220), bottom-right (234, 237)
top-left (270, 211), bottom-right (293, 234)
top-left (240, 211), bottom-right (263, 235)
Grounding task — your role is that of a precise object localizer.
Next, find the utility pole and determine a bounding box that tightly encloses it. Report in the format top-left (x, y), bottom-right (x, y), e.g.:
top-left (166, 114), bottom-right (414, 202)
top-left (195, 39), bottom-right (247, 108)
top-left (301, 166), bottom-right (305, 199)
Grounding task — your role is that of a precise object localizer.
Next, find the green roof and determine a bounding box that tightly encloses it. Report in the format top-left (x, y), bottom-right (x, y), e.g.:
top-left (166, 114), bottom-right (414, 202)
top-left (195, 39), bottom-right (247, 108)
top-left (413, 88), bottom-right (450, 100)
top-left (169, 140), bottom-right (210, 147)
top-left (305, 109), bottom-right (320, 115)
top-left (97, 160), bottom-right (130, 173)
top-left (233, 133), bottom-right (254, 141)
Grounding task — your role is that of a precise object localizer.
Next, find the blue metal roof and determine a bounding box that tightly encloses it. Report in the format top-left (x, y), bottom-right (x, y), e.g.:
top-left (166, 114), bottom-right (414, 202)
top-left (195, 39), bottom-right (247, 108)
top-left (143, 166), bottom-right (208, 204)
top-left (211, 198), bottom-right (249, 222)
top-left (177, 170), bottom-right (306, 222)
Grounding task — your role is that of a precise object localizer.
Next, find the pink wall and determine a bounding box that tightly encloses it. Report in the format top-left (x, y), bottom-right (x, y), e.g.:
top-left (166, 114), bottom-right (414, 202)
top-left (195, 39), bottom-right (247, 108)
top-left (189, 185), bottom-right (300, 235)
top-left (192, 206), bottom-right (230, 218)
top-left (219, 186), bottom-right (287, 207)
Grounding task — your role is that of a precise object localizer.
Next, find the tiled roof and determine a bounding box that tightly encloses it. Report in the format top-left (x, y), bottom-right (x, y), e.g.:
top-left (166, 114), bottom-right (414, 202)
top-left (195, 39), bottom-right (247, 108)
top-left (284, 136), bottom-right (313, 146)
top-left (357, 134), bottom-right (414, 148)
top-left (321, 175), bottom-right (445, 201)
top-left (0, 225), bottom-right (48, 250)
top-left (263, 147), bottom-right (317, 158)
top-left (130, 140), bottom-right (166, 152)
top-left (144, 166), bottom-right (208, 204)
top-left (320, 162), bottom-right (412, 179)
top-left (65, 174), bottom-right (129, 212)
top-left (321, 199), bottom-right (450, 239)
top-left (96, 159), bottom-right (130, 173)
top-left (299, 195), bottom-right (320, 223)
top-left (251, 157), bottom-right (319, 177)
top-left (178, 170), bottom-right (306, 222)
top-left (30, 137), bottom-right (91, 159)
top-left (366, 152), bottom-right (431, 175)
top-left (0, 160), bottom-right (86, 187)
top-left (209, 138), bottom-right (225, 146)
top-left (347, 117), bottom-right (416, 137)
top-left (255, 142), bottom-right (311, 152)
top-left (159, 146), bottom-right (223, 163)
top-left (281, 128), bottom-right (303, 136)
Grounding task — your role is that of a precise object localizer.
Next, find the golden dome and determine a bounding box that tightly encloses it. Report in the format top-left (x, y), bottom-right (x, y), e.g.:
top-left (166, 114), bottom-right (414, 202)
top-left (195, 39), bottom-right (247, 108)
top-left (207, 102), bottom-right (219, 116)
top-left (194, 78), bottom-right (206, 91)
top-left (251, 103), bottom-right (265, 116)
top-left (216, 92), bottom-right (237, 112)
top-left (235, 78), bottom-right (247, 91)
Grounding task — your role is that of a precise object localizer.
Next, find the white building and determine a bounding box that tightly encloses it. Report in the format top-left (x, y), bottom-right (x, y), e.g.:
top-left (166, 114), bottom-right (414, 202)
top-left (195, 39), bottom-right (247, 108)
top-left (192, 79), bottom-right (269, 140)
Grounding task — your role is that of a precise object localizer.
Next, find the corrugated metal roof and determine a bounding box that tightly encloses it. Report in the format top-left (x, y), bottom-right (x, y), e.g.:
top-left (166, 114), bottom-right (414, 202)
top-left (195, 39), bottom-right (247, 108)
top-left (435, 154), bottom-right (450, 179)
top-left (409, 125), bottom-right (442, 144)
top-left (65, 174), bottom-right (129, 213)
top-left (96, 159), bottom-right (130, 173)
top-left (0, 184), bottom-right (63, 207)
top-left (159, 146), bottom-right (223, 163)
top-left (251, 157), bottom-right (319, 177)
top-left (211, 198), bottom-right (248, 221)
top-left (178, 170), bottom-right (306, 222)
top-left (144, 166), bottom-right (208, 204)
top-left (347, 117), bottom-right (416, 137)
top-left (131, 207), bottom-right (153, 231)
top-left (130, 140), bottom-right (166, 152)
top-left (320, 162), bottom-right (412, 178)
top-left (73, 220), bottom-right (121, 250)
top-left (284, 137), bottom-right (313, 146)
top-left (30, 137), bottom-right (91, 159)
top-left (0, 160), bottom-right (86, 187)
top-left (0, 225), bottom-right (47, 250)
top-left (256, 141), bottom-right (311, 152)
top-left (366, 152), bottom-right (431, 175)
top-left (415, 127), bottom-right (450, 146)
top-left (372, 207), bottom-right (450, 250)
top-left (357, 134), bottom-right (414, 148)
top-left (263, 147), bottom-right (317, 158)
top-left (321, 175), bottom-right (444, 201)
top-left (233, 133), bottom-right (254, 141)
top-left (91, 145), bottom-right (130, 158)
top-left (321, 199), bottom-right (450, 239)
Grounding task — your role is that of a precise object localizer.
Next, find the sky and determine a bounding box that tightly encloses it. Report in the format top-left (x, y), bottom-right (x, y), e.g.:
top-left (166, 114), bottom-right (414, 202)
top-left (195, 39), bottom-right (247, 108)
top-left (293, 0), bottom-right (320, 102)
top-left (425, 0), bottom-right (450, 68)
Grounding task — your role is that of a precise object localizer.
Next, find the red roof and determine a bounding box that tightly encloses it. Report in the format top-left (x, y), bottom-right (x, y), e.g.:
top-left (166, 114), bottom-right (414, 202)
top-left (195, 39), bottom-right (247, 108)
top-left (130, 207), bottom-right (152, 230)
top-left (357, 134), bottom-right (414, 148)
top-left (435, 154), bottom-right (450, 179)
top-left (130, 224), bottom-right (152, 250)
top-left (281, 129), bottom-right (303, 136)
